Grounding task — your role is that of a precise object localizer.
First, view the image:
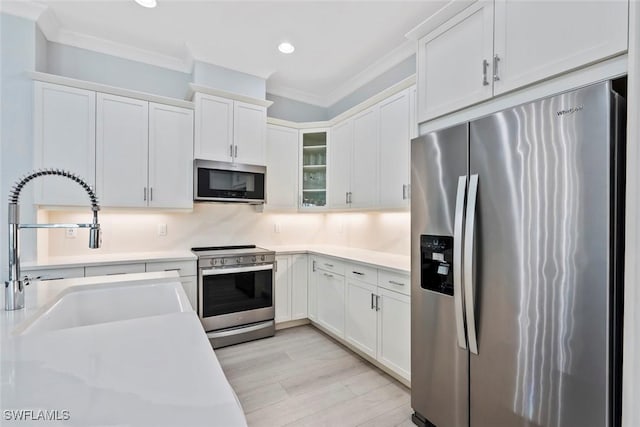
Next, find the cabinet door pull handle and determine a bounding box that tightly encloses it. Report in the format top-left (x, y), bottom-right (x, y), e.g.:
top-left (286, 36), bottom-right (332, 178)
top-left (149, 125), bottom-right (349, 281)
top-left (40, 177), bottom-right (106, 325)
top-left (352, 271), bottom-right (364, 276)
top-left (376, 295), bottom-right (381, 311)
top-left (143, 187), bottom-right (147, 201)
top-left (234, 145), bottom-right (238, 157)
top-left (482, 59), bottom-right (490, 86)
top-left (346, 192), bottom-right (349, 204)
top-left (229, 144), bottom-right (233, 157)
top-left (312, 260), bottom-right (316, 272)
top-left (150, 187), bottom-right (153, 201)
top-left (493, 54), bottom-right (501, 82)
top-left (371, 293), bottom-right (375, 310)
top-left (389, 280), bottom-right (405, 286)
top-left (402, 184), bottom-right (408, 200)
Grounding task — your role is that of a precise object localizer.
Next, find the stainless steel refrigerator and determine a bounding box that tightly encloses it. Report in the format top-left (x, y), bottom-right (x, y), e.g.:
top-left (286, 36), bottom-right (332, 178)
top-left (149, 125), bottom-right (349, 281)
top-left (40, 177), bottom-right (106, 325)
top-left (410, 80), bottom-right (625, 427)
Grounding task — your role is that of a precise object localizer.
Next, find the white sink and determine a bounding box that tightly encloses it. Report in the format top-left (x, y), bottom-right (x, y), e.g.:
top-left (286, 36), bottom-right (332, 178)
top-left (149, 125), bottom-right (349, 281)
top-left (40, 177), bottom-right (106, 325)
top-left (16, 281), bottom-right (192, 335)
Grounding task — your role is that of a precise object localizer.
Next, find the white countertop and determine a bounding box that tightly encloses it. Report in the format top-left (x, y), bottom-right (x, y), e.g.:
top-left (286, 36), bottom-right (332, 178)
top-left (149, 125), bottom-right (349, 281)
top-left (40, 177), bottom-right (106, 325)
top-left (264, 245), bottom-right (410, 273)
top-left (0, 272), bottom-right (247, 426)
top-left (21, 246), bottom-right (409, 273)
top-left (21, 251), bottom-right (197, 270)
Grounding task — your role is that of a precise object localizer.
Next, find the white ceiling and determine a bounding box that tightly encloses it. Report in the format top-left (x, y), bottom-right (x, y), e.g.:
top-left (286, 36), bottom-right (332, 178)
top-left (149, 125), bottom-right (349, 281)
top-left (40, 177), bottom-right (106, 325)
top-left (6, 1), bottom-right (447, 106)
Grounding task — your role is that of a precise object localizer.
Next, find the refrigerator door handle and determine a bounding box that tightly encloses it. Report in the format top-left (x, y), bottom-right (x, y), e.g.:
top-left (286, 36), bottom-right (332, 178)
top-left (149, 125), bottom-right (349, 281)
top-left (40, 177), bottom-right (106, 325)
top-left (464, 174), bottom-right (479, 354)
top-left (453, 175), bottom-right (468, 350)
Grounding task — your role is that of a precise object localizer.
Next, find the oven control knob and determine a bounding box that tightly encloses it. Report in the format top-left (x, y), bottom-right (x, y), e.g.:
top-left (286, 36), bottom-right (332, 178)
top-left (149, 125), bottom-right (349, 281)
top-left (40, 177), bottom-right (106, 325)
top-left (236, 257), bottom-right (243, 263)
top-left (251, 256), bottom-right (257, 263)
top-left (221, 258), bottom-right (226, 265)
top-left (210, 258), bottom-right (217, 266)
top-left (261, 255), bottom-right (265, 261)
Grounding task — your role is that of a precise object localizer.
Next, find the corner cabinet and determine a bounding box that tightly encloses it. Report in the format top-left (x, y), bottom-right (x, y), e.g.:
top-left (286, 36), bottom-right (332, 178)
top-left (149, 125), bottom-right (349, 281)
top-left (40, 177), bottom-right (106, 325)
top-left (96, 93), bottom-right (194, 208)
top-left (416, 0), bottom-right (629, 122)
top-left (194, 93), bottom-right (266, 165)
top-left (33, 82), bottom-right (96, 206)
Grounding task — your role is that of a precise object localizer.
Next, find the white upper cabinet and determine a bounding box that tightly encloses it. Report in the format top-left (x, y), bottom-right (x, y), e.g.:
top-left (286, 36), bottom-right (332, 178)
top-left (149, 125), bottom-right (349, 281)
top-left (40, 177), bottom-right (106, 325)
top-left (417, 1), bottom-right (494, 122)
top-left (194, 93), bottom-right (233, 162)
top-left (416, 0), bottom-right (629, 122)
top-left (492, 0), bottom-right (628, 95)
top-left (194, 93), bottom-right (266, 165)
top-left (34, 82), bottom-right (96, 206)
top-left (97, 93), bottom-right (193, 209)
top-left (378, 90), bottom-right (410, 208)
top-left (328, 120), bottom-right (352, 209)
top-left (350, 107), bottom-right (379, 209)
top-left (148, 103), bottom-right (194, 209)
top-left (96, 93), bottom-right (149, 208)
top-left (266, 125), bottom-right (299, 209)
top-left (233, 101), bottom-right (266, 165)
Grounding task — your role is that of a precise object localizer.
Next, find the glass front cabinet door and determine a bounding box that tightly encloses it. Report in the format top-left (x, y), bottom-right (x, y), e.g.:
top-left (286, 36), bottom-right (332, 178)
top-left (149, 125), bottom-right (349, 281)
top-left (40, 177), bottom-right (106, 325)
top-left (300, 129), bottom-right (328, 209)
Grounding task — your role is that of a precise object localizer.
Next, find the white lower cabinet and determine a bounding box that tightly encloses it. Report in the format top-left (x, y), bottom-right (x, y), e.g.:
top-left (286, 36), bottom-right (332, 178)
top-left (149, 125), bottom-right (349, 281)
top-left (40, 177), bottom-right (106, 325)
top-left (274, 254), bottom-right (309, 324)
top-left (316, 265), bottom-right (346, 338)
top-left (275, 255), bottom-right (292, 323)
top-left (311, 258), bottom-right (411, 381)
top-left (345, 278), bottom-right (378, 358)
top-left (377, 287), bottom-right (411, 380)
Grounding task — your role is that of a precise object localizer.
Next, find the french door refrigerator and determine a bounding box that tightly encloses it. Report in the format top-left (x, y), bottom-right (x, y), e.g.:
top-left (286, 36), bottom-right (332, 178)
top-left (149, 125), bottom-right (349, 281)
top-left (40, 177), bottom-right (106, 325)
top-left (410, 80), bottom-right (625, 427)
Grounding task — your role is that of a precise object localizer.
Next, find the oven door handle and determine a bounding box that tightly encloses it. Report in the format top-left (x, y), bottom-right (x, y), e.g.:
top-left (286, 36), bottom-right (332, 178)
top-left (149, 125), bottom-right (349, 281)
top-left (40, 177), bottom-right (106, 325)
top-left (201, 264), bottom-right (274, 276)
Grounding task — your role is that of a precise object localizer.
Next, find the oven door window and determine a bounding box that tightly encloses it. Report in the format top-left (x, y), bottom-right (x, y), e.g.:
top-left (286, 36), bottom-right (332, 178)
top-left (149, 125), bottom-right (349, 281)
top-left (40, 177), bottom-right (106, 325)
top-left (202, 266), bottom-right (273, 317)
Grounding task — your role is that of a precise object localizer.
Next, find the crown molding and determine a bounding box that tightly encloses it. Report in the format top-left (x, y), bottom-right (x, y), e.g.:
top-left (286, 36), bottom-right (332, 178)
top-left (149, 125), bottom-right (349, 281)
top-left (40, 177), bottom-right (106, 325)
top-left (50, 28), bottom-right (192, 73)
top-left (0, 1), bottom-right (47, 21)
top-left (268, 39), bottom-right (416, 108)
top-left (324, 39), bottom-right (416, 107)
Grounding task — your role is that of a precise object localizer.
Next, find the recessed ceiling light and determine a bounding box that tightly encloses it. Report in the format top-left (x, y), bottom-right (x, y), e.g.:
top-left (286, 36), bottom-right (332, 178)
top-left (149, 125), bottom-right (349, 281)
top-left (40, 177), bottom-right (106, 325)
top-left (278, 42), bottom-right (295, 54)
top-left (135, 0), bottom-right (157, 8)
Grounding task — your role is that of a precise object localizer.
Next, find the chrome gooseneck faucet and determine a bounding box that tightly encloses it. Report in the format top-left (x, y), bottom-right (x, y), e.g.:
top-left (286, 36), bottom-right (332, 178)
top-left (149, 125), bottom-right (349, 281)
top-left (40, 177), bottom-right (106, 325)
top-left (5, 169), bottom-right (101, 311)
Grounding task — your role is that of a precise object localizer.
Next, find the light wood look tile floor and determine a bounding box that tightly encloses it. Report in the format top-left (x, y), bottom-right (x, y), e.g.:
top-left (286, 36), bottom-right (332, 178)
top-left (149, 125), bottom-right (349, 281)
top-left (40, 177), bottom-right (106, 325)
top-left (216, 325), bottom-right (413, 427)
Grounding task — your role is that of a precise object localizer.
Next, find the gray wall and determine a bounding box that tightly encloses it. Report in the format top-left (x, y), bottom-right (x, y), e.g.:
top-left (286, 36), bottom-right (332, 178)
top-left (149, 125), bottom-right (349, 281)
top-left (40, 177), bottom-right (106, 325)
top-left (266, 55), bottom-right (416, 122)
top-left (266, 93), bottom-right (329, 122)
top-left (46, 42), bottom-right (192, 99)
top-left (35, 25), bottom-right (47, 72)
top-left (327, 54), bottom-right (416, 118)
top-left (193, 61), bottom-right (266, 99)
top-left (1, 14), bottom-right (38, 276)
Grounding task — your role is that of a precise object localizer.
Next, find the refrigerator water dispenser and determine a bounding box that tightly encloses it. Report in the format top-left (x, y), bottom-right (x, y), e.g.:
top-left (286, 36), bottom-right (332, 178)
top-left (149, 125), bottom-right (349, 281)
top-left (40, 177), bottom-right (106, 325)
top-left (420, 235), bottom-right (454, 296)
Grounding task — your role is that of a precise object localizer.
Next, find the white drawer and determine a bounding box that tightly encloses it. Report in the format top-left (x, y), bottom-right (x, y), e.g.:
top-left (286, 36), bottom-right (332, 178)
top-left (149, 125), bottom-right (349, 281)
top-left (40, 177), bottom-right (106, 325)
top-left (85, 263), bottom-right (146, 277)
top-left (346, 262), bottom-right (378, 285)
top-left (146, 260), bottom-right (196, 277)
top-left (25, 267), bottom-right (85, 281)
top-left (378, 269), bottom-right (410, 296)
top-left (313, 256), bottom-right (345, 276)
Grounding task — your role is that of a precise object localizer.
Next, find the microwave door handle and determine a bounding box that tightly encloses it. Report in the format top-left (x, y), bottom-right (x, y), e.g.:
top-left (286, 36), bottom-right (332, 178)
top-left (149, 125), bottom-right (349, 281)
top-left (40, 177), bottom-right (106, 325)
top-left (202, 264), bottom-right (273, 276)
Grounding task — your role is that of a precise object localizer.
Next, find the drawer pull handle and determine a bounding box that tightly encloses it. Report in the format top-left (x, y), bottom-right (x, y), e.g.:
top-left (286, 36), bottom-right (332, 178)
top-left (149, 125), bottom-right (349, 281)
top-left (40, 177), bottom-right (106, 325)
top-left (324, 263), bottom-right (334, 268)
top-left (389, 280), bottom-right (405, 286)
top-left (352, 271), bottom-right (364, 276)
top-left (323, 272), bottom-right (334, 278)
top-left (164, 268), bottom-right (181, 272)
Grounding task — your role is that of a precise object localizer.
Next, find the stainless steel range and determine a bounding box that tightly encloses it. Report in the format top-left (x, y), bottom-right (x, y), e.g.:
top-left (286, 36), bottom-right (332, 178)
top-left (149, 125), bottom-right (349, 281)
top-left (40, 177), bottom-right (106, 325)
top-left (192, 245), bottom-right (275, 348)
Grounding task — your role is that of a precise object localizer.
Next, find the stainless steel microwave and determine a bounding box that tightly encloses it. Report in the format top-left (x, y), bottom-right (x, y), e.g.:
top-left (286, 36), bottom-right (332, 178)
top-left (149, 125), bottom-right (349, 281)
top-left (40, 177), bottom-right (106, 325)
top-left (194, 159), bottom-right (266, 204)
